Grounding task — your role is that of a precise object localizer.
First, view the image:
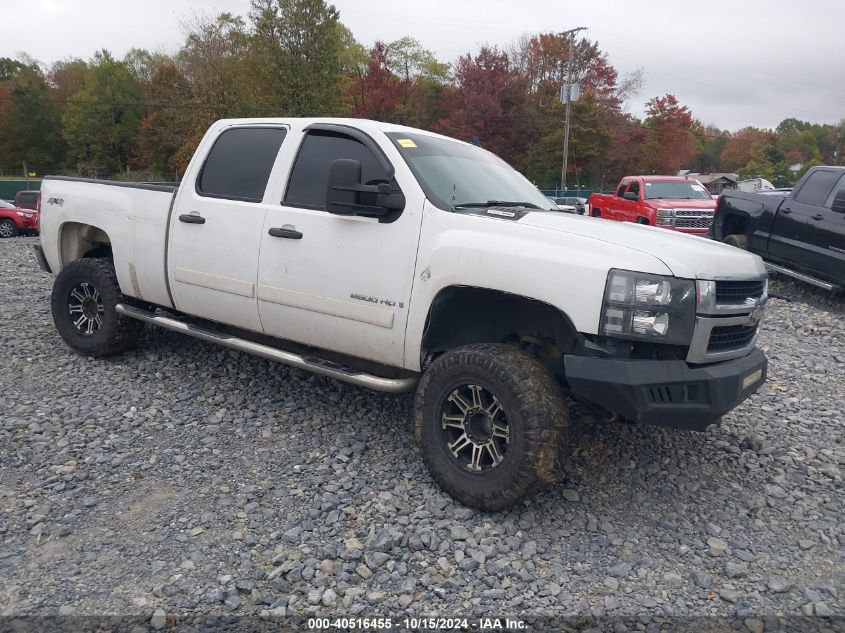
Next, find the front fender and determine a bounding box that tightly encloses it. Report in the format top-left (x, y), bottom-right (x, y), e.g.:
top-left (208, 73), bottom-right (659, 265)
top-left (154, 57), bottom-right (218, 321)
top-left (404, 202), bottom-right (672, 371)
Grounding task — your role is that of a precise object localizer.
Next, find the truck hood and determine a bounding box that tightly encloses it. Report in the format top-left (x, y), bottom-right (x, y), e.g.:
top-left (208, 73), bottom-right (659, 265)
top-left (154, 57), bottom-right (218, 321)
top-left (519, 212), bottom-right (766, 280)
top-left (646, 198), bottom-right (716, 210)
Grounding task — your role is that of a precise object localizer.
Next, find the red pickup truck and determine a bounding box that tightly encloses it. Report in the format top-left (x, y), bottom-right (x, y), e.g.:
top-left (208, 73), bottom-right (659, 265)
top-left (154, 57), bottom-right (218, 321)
top-left (588, 176), bottom-right (716, 234)
top-left (14, 190), bottom-right (41, 211)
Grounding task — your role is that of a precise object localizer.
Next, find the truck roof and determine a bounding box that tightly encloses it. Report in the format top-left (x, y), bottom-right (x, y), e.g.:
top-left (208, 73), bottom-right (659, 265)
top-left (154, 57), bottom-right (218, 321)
top-left (210, 117), bottom-right (468, 146)
top-left (633, 176), bottom-right (699, 182)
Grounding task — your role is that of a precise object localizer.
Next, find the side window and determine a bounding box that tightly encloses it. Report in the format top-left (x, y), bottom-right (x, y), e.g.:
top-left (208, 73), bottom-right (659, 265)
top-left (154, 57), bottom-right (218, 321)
top-left (284, 131), bottom-right (390, 210)
top-left (197, 127), bottom-right (286, 202)
top-left (628, 181), bottom-right (640, 198)
top-left (616, 181), bottom-right (628, 197)
top-left (794, 170), bottom-right (840, 206)
top-left (823, 173), bottom-right (845, 208)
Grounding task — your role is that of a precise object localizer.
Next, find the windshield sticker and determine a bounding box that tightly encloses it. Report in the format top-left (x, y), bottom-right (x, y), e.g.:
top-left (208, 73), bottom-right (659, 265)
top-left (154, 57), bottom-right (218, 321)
top-left (690, 184), bottom-right (705, 192)
top-left (487, 209), bottom-right (516, 217)
top-left (396, 139), bottom-right (417, 148)
top-left (645, 182), bottom-right (652, 186)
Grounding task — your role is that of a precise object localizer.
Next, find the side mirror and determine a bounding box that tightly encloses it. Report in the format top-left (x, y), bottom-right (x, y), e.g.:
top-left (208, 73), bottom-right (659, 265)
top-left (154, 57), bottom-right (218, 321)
top-left (622, 191), bottom-right (639, 201)
top-left (325, 159), bottom-right (405, 219)
top-left (831, 188), bottom-right (845, 214)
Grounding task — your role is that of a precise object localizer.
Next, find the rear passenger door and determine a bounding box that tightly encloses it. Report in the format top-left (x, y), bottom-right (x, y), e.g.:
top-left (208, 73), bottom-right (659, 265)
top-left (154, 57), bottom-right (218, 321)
top-left (168, 125), bottom-right (287, 332)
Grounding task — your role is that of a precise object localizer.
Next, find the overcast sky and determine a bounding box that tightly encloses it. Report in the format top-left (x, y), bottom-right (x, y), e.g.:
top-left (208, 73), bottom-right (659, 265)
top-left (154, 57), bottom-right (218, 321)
top-left (5, 0), bottom-right (844, 131)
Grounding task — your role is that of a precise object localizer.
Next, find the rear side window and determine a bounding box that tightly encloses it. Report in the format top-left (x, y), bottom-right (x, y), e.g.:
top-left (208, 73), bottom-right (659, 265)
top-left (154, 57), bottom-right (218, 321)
top-left (284, 131), bottom-right (390, 209)
top-left (197, 127), bottom-right (286, 202)
top-left (794, 169), bottom-right (840, 206)
top-left (616, 182), bottom-right (627, 197)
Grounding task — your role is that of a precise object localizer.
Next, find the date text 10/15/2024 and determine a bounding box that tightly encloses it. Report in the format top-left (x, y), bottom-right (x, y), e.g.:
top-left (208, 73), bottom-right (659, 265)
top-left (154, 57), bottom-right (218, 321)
top-left (308, 617), bottom-right (527, 630)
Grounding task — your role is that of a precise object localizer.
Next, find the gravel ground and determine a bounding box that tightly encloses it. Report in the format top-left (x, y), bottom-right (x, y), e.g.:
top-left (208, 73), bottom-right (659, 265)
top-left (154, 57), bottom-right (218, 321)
top-left (0, 236), bottom-right (843, 631)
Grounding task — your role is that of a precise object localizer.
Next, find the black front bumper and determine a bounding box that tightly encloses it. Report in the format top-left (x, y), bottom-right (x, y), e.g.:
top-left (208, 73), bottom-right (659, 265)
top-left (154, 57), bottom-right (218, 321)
top-left (564, 348), bottom-right (767, 431)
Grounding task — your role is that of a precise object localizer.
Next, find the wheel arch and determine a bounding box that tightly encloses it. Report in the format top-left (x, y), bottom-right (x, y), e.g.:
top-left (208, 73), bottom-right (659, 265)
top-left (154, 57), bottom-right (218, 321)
top-left (419, 285), bottom-right (583, 372)
top-left (718, 212), bottom-right (750, 241)
top-left (58, 221), bottom-right (113, 268)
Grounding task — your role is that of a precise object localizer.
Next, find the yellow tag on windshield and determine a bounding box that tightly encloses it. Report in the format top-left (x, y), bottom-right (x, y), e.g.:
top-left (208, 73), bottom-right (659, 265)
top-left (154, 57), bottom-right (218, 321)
top-left (397, 139), bottom-right (417, 148)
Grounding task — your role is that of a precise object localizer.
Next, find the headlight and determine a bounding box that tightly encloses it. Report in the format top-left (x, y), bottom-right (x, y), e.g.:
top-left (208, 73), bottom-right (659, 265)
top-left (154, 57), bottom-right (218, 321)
top-left (600, 269), bottom-right (695, 345)
top-left (656, 209), bottom-right (674, 226)
top-left (15, 211), bottom-right (33, 218)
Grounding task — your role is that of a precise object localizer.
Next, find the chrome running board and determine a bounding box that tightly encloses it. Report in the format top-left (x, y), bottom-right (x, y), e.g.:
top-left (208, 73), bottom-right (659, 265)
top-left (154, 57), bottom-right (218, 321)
top-left (765, 263), bottom-right (837, 292)
top-left (115, 303), bottom-right (418, 393)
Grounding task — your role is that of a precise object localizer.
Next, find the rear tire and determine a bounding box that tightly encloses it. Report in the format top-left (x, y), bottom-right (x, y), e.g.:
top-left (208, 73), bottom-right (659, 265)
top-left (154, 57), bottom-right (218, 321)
top-left (414, 344), bottom-right (570, 511)
top-left (51, 258), bottom-right (144, 357)
top-left (0, 219), bottom-right (17, 238)
top-left (591, 208), bottom-right (601, 218)
top-left (724, 234), bottom-right (748, 250)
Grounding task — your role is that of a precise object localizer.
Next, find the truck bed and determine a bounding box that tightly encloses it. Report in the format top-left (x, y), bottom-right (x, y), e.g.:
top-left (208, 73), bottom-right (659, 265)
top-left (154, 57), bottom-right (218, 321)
top-left (39, 176), bottom-right (179, 309)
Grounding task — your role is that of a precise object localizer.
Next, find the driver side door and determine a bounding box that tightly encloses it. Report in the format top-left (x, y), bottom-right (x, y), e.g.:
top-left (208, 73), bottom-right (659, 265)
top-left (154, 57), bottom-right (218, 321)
top-left (256, 127), bottom-right (424, 367)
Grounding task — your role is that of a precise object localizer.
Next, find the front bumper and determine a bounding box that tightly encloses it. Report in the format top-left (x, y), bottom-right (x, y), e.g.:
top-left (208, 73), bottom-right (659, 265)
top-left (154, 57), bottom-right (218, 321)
top-left (564, 347), bottom-right (767, 431)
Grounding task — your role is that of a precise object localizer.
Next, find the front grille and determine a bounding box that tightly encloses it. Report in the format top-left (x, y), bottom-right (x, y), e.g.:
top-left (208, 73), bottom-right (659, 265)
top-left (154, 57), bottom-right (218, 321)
top-left (715, 279), bottom-right (767, 304)
top-left (674, 217), bottom-right (713, 229)
top-left (707, 324), bottom-right (758, 352)
top-left (674, 209), bottom-right (713, 217)
top-left (672, 210), bottom-right (714, 229)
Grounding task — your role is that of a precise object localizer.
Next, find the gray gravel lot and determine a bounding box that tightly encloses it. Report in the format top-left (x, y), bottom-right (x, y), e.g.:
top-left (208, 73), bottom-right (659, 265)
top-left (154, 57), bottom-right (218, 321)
top-left (0, 236), bottom-right (843, 631)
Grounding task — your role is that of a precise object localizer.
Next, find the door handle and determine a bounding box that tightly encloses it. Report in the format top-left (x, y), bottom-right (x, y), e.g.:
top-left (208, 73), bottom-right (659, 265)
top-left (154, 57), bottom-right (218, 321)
top-left (781, 207), bottom-right (791, 214)
top-left (811, 213), bottom-right (824, 221)
top-left (179, 213), bottom-right (206, 224)
top-left (268, 227), bottom-right (303, 239)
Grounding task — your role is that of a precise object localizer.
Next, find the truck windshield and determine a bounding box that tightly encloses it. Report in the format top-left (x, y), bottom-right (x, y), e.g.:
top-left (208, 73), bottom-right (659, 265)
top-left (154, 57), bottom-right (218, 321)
top-left (385, 132), bottom-right (554, 211)
top-left (644, 181), bottom-right (712, 200)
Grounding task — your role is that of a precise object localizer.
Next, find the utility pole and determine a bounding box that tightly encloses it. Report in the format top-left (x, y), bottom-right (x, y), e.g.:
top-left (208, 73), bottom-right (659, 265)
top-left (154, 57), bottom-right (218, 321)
top-left (560, 26), bottom-right (586, 194)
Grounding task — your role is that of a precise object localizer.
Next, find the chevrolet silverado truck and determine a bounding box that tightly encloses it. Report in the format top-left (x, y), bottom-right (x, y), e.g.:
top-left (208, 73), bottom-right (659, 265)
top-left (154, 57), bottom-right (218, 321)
top-left (588, 176), bottom-right (716, 234)
top-left (712, 165), bottom-right (845, 292)
top-left (36, 118), bottom-right (769, 510)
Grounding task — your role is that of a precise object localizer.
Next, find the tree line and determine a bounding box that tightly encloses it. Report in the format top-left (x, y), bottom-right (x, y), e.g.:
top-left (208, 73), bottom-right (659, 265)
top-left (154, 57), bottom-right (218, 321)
top-left (1, 0), bottom-right (843, 190)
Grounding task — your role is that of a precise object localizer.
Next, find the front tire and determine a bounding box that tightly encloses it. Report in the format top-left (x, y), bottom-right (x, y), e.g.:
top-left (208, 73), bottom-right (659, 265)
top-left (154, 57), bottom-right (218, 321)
top-left (0, 219), bottom-right (17, 238)
top-left (51, 258), bottom-right (144, 357)
top-left (415, 344), bottom-right (570, 511)
top-left (724, 234), bottom-right (748, 250)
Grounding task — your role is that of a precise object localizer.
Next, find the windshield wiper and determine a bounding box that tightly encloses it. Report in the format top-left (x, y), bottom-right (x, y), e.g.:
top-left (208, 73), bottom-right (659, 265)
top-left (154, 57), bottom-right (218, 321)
top-left (454, 200), bottom-right (541, 209)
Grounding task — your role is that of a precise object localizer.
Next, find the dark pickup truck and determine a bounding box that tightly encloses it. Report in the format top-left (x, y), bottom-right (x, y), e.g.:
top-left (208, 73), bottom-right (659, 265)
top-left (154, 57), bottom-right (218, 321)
top-left (712, 166), bottom-right (845, 291)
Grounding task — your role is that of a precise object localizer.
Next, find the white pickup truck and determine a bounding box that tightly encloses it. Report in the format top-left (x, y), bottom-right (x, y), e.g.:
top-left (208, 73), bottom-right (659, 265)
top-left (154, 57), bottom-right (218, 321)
top-left (36, 118), bottom-right (769, 510)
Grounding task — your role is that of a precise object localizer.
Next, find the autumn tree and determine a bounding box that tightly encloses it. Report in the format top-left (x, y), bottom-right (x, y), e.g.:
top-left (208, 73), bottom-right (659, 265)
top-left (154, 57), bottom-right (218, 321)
top-left (383, 37), bottom-right (450, 128)
top-left (249, 0), bottom-right (345, 116)
top-left (435, 46), bottom-right (531, 166)
top-left (513, 33), bottom-right (637, 188)
top-left (348, 42), bottom-right (403, 118)
top-left (62, 51), bottom-right (143, 176)
top-left (139, 63), bottom-right (194, 177)
top-left (0, 61), bottom-right (63, 174)
top-left (640, 94), bottom-right (696, 174)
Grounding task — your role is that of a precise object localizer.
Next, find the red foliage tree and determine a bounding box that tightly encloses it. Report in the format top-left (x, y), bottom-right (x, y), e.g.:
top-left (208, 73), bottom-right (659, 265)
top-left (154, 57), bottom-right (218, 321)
top-left (348, 42), bottom-right (403, 119)
top-left (435, 46), bottom-right (531, 165)
top-left (641, 94), bottom-right (696, 174)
